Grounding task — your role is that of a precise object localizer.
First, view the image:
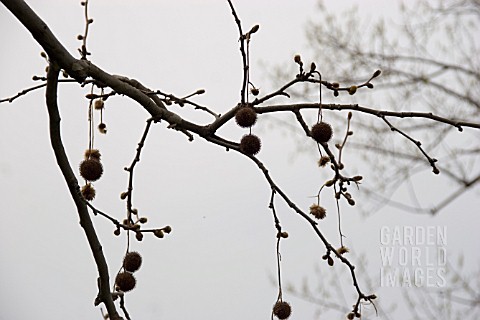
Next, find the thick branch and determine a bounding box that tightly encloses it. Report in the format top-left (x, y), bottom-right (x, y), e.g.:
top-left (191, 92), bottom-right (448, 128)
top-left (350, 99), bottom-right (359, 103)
top-left (45, 62), bottom-right (121, 319)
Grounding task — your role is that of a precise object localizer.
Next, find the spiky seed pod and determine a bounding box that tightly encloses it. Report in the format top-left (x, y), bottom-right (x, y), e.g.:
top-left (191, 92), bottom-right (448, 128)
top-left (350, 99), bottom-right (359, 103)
top-left (240, 134), bottom-right (261, 155)
top-left (337, 246), bottom-right (349, 255)
top-left (311, 122), bottom-right (333, 143)
top-left (318, 156), bottom-right (330, 167)
top-left (84, 149), bottom-right (101, 160)
top-left (123, 251), bottom-right (142, 272)
top-left (235, 107), bottom-right (257, 128)
top-left (273, 301), bottom-right (292, 320)
top-left (115, 272), bottom-right (136, 292)
top-left (309, 204), bottom-right (326, 220)
top-left (94, 99), bottom-right (104, 110)
top-left (79, 159), bottom-right (103, 181)
top-left (81, 183), bottom-right (96, 201)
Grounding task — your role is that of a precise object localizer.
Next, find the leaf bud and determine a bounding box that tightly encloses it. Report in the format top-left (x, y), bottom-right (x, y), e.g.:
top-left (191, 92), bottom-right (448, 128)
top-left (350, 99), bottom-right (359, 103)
top-left (249, 24), bottom-right (260, 34)
top-left (372, 69), bottom-right (381, 78)
top-left (348, 85), bottom-right (357, 95)
top-left (325, 179), bottom-right (335, 187)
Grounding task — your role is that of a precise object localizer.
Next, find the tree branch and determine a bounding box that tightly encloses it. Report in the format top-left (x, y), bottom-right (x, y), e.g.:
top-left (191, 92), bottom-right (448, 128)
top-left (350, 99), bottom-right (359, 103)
top-left (45, 62), bottom-right (122, 319)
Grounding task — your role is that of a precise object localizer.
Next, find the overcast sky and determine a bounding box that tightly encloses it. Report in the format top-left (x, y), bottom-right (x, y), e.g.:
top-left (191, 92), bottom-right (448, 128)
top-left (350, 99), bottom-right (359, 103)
top-left (1, 1), bottom-right (479, 319)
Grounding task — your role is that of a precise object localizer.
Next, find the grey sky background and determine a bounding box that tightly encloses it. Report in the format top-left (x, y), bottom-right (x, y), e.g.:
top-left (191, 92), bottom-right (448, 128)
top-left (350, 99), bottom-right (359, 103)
top-left (1, 1), bottom-right (479, 319)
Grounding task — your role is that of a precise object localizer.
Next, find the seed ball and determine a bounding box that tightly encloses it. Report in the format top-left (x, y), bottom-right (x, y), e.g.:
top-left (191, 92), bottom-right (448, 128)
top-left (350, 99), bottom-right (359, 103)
top-left (235, 107), bottom-right (257, 128)
top-left (81, 183), bottom-right (96, 201)
top-left (318, 156), bottom-right (330, 167)
top-left (79, 159), bottom-right (103, 181)
top-left (309, 204), bottom-right (326, 220)
top-left (311, 122), bottom-right (333, 143)
top-left (240, 134), bottom-right (261, 155)
top-left (94, 99), bottom-right (104, 110)
top-left (123, 251), bottom-right (142, 272)
top-left (115, 272), bottom-right (136, 292)
top-left (273, 301), bottom-right (292, 319)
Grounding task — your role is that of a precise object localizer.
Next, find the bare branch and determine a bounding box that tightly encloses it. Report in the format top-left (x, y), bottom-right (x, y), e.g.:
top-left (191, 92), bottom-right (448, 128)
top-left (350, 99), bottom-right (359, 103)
top-left (45, 62), bottom-right (122, 319)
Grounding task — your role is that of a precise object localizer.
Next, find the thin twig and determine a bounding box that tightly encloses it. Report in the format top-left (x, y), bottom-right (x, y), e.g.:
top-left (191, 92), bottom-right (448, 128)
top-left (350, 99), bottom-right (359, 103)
top-left (119, 293), bottom-right (131, 320)
top-left (380, 115), bottom-right (439, 173)
top-left (227, 0), bottom-right (248, 104)
top-left (125, 118), bottom-right (154, 222)
top-left (0, 79), bottom-right (76, 103)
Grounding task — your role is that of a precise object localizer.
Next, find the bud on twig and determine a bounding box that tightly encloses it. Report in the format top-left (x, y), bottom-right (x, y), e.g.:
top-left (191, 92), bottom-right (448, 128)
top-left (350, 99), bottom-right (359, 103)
top-left (249, 24), bottom-right (260, 34)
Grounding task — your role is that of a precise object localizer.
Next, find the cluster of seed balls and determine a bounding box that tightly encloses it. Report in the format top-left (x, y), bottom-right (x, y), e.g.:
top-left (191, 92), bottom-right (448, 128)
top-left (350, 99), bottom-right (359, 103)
top-left (235, 106), bottom-right (261, 155)
top-left (115, 251), bottom-right (142, 292)
top-left (79, 149), bottom-right (104, 201)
